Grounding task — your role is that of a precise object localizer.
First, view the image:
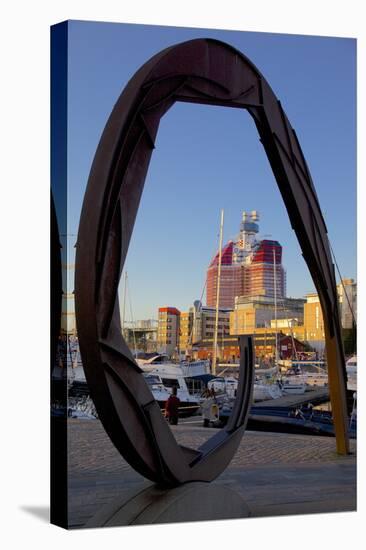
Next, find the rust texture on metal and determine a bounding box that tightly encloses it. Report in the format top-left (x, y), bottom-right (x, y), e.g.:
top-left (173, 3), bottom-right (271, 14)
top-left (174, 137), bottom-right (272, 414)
top-left (75, 38), bottom-right (349, 487)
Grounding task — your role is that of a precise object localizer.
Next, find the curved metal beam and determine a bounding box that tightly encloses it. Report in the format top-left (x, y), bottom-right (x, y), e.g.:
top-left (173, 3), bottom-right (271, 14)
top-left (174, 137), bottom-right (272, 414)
top-left (75, 38), bottom-right (349, 488)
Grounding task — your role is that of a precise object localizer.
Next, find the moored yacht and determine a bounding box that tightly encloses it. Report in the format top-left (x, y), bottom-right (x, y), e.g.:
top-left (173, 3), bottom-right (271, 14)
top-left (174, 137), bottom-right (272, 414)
top-left (280, 367), bottom-right (307, 394)
top-left (137, 353), bottom-right (210, 377)
top-left (142, 364), bottom-right (201, 417)
top-left (346, 355), bottom-right (357, 391)
top-left (253, 380), bottom-right (283, 401)
top-left (284, 360), bottom-right (328, 388)
top-left (206, 375), bottom-right (283, 402)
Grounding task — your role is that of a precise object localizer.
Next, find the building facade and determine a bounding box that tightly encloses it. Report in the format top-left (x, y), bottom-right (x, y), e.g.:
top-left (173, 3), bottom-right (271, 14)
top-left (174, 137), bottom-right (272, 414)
top-left (242, 239), bottom-right (286, 300)
top-left (157, 307), bottom-right (180, 357)
top-left (123, 319), bottom-right (158, 354)
top-left (230, 295), bottom-right (304, 334)
top-left (61, 292), bottom-right (77, 335)
top-left (179, 309), bottom-right (194, 353)
top-left (302, 293), bottom-right (325, 353)
top-left (206, 242), bottom-right (242, 308)
top-left (190, 300), bottom-right (231, 344)
top-left (191, 330), bottom-right (306, 363)
top-left (302, 282), bottom-right (357, 354)
top-left (337, 278), bottom-right (357, 329)
top-left (178, 300), bottom-right (231, 359)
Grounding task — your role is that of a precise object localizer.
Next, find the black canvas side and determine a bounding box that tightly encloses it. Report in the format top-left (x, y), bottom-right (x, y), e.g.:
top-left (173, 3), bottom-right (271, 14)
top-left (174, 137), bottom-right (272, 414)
top-left (50, 20), bottom-right (68, 530)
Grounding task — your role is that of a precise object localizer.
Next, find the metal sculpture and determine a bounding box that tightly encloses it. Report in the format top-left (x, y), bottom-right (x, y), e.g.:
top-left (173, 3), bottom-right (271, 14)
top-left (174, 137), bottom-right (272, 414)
top-left (75, 38), bottom-right (349, 489)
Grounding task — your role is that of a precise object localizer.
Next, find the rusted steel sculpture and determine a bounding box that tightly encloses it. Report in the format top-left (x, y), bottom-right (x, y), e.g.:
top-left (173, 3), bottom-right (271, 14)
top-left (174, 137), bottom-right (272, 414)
top-left (75, 38), bottom-right (349, 488)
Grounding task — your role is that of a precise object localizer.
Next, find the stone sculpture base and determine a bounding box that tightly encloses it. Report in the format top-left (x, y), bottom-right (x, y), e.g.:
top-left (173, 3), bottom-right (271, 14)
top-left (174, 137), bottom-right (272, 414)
top-left (86, 482), bottom-right (251, 528)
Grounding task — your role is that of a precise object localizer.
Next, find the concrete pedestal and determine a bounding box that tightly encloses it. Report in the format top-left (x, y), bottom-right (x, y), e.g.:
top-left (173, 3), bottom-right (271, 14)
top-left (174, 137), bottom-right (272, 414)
top-left (86, 482), bottom-right (251, 527)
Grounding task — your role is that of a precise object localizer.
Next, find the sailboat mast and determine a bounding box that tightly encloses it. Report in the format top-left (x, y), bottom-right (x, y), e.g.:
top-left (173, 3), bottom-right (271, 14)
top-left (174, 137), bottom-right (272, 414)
top-left (273, 247), bottom-right (278, 366)
top-left (289, 319), bottom-right (298, 361)
top-left (122, 270), bottom-right (127, 335)
top-left (212, 209), bottom-right (224, 376)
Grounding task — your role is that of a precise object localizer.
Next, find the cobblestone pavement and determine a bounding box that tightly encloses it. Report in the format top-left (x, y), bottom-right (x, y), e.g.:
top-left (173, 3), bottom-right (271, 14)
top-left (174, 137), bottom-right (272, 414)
top-left (67, 419), bottom-right (356, 528)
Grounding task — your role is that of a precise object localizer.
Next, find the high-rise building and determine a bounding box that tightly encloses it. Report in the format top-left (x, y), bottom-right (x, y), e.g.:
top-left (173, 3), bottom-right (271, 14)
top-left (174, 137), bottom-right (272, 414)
top-left (206, 242), bottom-right (242, 308)
top-left (157, 307), bottom-right (180, 357)
top-left (242, 239), bottom-right (286, 299)
top-left (206, 211), bottom-right (286, 308)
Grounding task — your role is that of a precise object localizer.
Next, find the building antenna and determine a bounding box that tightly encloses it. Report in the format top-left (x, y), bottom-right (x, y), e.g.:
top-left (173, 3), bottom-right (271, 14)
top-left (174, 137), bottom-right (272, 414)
top-left (212, 209), bottom-right (224, 376)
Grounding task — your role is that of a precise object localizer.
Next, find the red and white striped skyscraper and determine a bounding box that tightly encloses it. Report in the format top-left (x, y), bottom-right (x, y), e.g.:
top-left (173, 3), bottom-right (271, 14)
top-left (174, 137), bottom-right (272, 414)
top-left (206, 211), bottom-right (286, 309)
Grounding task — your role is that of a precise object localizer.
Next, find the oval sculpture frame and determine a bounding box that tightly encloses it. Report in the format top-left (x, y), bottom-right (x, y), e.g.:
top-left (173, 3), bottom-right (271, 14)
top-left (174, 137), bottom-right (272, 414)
top-left (75, 38), bottom-right (349, 487)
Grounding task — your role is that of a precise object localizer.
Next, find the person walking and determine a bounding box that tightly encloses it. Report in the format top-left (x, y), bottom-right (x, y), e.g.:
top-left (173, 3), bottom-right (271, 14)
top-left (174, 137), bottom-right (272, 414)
top-left (165, 386), bottom-right (180, 425)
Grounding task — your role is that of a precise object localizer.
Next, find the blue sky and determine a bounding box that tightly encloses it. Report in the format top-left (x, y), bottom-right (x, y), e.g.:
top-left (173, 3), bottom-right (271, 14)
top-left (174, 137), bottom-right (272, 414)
top-left (66, 20), bottom-right (356, 321)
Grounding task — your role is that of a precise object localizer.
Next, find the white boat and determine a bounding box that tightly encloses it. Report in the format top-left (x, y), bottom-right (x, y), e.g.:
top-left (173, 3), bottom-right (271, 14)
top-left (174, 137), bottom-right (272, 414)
top-left (279, 363), bottom-right (310, 394)
top-left (282, 361), bottom-right (329, 388)
top-left (253, 381), bottom-right (283, 401)
top-left (346, 355), bottom-right (357, 391)
top-left (280, 379), bottom-right (307, 395)
top-left (302, 373), bottom-right (328, 387)
top-left (136, 353), bottom-right (169, 367)
top-left (137, 354), bottom-right (210, 377)
top-left (207, 375), bottom-right (283, 402)
top-left (207, 376), bottom-right (238, 398)
top-left (346, 355), bottom-right (357, 374)
top-left (280, 372), bottom-right (307, 394)
top-left (142, 364), bottom-right (201, 417)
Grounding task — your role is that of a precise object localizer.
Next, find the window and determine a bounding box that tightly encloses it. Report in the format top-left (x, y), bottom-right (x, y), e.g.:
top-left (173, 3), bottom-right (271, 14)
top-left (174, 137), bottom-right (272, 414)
top-left (162, 378), bottom-right (180, 389)
top-left (144, 375), bottom-right (161, 385)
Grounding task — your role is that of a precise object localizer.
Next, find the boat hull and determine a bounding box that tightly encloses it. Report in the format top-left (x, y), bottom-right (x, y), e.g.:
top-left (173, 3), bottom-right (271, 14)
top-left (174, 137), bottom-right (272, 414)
top-left (156, 400), bottom-right (200, 418)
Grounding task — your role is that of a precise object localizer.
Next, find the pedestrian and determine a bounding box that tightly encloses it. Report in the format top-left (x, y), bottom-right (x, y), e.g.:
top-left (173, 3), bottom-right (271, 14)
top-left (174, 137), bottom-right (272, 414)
top-left (165, 386), bottom-right (180, 425)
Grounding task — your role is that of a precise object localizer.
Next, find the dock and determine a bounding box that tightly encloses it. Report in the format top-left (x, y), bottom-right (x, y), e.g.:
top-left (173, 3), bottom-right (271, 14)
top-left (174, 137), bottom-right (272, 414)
top-left (254, 386), bottom-right (329, 409)
top-left (68, 417), bottom-right (356, 528)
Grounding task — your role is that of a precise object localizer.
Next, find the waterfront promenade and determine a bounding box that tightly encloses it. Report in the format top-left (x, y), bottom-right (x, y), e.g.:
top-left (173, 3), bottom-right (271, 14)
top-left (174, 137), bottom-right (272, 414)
top-left (68, 418), bottom-right (356, 528)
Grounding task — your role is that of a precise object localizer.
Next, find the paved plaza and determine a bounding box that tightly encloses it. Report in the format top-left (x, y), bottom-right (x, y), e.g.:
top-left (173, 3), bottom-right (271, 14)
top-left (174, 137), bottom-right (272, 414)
top-left (68, 418), bottom-right (356, 528)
